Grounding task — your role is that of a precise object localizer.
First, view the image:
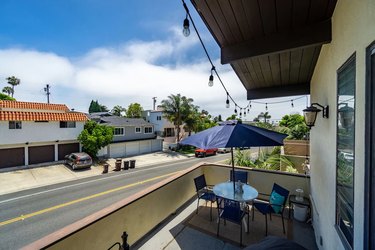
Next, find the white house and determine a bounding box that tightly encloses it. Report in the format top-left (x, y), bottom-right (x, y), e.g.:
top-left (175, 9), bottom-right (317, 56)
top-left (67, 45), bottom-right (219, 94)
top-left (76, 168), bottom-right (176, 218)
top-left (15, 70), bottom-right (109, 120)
top-left (0, 100), bottom-right (88, 168)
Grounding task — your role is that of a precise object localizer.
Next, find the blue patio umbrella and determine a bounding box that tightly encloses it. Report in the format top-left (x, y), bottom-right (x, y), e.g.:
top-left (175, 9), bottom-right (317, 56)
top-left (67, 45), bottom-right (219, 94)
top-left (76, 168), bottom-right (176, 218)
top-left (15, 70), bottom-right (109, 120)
top-left (180, 120), bottom-right (288, 189)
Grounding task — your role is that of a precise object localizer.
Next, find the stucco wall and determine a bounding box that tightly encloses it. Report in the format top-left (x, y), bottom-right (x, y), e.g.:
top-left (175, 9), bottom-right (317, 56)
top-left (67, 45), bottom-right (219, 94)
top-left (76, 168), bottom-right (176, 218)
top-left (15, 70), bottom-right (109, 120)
top-left (310, 1), bottom-right (375, 249)
top-left (0, 121), bottom-right (84, 145)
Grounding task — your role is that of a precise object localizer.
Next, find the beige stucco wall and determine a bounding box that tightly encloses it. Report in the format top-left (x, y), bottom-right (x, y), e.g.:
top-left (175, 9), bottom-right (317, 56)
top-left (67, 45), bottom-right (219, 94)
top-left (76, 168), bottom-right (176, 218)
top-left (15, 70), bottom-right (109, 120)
top-left (310, 0), bottom-right (375, 249)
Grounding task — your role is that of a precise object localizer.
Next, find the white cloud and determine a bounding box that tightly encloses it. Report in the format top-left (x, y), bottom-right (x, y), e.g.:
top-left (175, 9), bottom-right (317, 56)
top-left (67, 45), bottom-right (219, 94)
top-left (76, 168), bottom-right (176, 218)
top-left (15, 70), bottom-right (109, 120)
top-left (0, 28), bottom-right (305, 120)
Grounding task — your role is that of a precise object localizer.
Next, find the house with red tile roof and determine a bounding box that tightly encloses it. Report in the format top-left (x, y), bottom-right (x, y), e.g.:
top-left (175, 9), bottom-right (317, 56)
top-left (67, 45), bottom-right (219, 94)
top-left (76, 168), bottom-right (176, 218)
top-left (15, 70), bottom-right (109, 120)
top-left (0, 100), bottom-right (88, 169)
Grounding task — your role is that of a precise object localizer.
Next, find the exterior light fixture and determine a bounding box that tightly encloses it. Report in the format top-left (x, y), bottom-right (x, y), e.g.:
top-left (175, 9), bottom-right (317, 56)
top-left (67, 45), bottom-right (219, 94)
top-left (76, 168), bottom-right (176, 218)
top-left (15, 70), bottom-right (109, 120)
top-left (208, 66), bottom-right (215, 87)
top-left (182, 15), bottom-right (190, 37)
top-left (338, 103), bottom-right (354, 129)
top-left (303, 103), bottom-right (329, 128)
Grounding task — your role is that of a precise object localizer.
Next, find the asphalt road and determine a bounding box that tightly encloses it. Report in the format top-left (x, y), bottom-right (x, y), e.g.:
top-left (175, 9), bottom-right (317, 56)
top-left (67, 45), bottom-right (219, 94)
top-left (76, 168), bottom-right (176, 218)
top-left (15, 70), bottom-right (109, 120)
top-left (0, 153), bottom-right (231, 249)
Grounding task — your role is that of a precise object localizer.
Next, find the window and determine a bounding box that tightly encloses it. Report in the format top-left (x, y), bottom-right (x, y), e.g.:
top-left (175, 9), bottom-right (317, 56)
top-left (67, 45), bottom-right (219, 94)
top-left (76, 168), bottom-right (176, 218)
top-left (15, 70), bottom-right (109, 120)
top-left (157, 116), bottom-right (162, 121)
top-left (60, 121), bottom-right (76, 128)
top-left (114, 127), bottom-right (124, 136)
top-left (164, 128), bottom-right (175, 137)
top-left (135, 127), bottom-right (141, 133)
top-left (9, 121), bottom-right (22, 129)
top-left (336, 54), bottom-right (355, 248)
top-left (144, 126), bottom-right (153, 134)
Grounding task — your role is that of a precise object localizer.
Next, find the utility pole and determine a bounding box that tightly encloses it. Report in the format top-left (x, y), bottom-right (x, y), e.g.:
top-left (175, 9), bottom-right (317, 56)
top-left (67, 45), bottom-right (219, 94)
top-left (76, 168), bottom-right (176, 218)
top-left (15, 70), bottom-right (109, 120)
top-left (44, 84), bottom-right (51, 103)
top-left (152, 97), bottom-right (157, 110)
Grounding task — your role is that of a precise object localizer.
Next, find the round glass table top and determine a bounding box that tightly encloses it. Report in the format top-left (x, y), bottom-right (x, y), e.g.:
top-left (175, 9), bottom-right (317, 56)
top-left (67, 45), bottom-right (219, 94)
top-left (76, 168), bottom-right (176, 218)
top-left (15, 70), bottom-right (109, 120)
top-left (213, 182), bottom-right (258, 202)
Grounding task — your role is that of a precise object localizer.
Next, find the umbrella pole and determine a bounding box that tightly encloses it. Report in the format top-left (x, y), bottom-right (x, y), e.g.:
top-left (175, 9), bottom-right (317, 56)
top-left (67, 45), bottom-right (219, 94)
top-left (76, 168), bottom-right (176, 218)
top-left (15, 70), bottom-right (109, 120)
top-left (231, 147), bottom-right (235, 192)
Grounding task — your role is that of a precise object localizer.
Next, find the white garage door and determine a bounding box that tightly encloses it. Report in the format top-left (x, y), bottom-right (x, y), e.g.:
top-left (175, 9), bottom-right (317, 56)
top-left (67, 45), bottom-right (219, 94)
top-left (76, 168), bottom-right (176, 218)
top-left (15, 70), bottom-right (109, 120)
top-left (152, 140), bottom-right (161, 152)
top-left (140, 141), bottom-right (151, 154)
top-left (110, 144), bottom-right (126, 158)
top-left (126, 142), bottom-right (139, 156)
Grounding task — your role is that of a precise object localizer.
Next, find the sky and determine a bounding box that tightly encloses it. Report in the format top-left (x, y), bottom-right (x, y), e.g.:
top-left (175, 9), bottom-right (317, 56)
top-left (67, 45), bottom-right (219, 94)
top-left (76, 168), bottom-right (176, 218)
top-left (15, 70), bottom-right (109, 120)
top-left (0, 0), bottom-right (308, 121)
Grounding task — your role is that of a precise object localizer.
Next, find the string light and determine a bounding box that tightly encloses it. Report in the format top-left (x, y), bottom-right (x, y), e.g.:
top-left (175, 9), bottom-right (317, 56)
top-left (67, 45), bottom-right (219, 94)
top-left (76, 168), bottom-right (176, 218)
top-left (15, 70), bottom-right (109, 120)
top-left (208, 66), bottom-right (215, 87)
top-left (244, 111), bottom-right (247, 117)
top-left (181, 0), bottom-right (307, 112)
top-left (239, 108), bottom-right (242, 117)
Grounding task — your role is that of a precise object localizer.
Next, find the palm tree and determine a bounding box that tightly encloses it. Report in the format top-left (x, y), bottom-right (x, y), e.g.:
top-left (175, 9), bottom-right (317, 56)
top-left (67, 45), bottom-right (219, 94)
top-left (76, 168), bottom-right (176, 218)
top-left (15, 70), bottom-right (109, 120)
top-left (2, 86), bottom-right (13, 96)
top-left (160, 94), bottom-right (194, 142)
top-left (257, 112), bottom-right (271, 123)
top-left (111, 105), bottom-right (126, 116)
top-left (184, 105), bottom-right (200, 136)
top-left (6, 76), bottom-right (20, 97)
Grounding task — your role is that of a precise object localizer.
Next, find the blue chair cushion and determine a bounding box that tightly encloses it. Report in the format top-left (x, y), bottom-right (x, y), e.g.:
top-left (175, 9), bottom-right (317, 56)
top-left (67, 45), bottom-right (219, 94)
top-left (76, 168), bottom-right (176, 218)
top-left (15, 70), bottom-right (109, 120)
top-left (253, 202), bottom-right (274, 214)
top-left (201, 192), bottom-right (216, 202)
top-left (269, 191), bottom-right (285, 214)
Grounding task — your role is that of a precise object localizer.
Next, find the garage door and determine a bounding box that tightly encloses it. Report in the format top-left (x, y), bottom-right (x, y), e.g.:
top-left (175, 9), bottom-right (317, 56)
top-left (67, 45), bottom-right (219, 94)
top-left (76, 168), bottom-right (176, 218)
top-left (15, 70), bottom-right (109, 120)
top-left (0, 147), bottom-right (24, 169)
top-left (126, 142), bottom-right (139, 156)
top-left (110, 144), bottom-right (126, 158)
top-left (140, 141), bottom-right (151, 154)
top-left (152, 140), bottom-right (161, 152)
top-left (58, 143), bottom-right (79, 160)
top-left (29, 145), bottom-right (54, 165)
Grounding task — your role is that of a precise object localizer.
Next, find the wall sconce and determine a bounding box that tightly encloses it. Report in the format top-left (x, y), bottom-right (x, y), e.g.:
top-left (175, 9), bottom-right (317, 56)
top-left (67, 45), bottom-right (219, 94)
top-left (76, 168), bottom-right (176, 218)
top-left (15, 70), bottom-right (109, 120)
top-left (338, 103), bottom-right (354, 129)
top-left (303, 103), bottom-right (329, 128)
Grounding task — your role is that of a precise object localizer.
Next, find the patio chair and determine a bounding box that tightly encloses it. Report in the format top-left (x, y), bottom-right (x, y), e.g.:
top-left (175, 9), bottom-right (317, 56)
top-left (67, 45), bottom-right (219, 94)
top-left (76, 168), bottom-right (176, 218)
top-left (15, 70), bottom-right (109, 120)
top-left (230, 170), bottom-right (248, 183)
top-left (194, 175), bottom-right (216, 221)
top-left (252, 183), bottom-right (289, 236)
top-left (216, 196), bottom-right (246, 246)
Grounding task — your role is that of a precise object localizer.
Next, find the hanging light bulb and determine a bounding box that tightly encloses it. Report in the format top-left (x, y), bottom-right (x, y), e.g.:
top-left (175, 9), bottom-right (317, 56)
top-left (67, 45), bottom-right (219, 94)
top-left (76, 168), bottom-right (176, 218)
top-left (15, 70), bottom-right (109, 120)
top-left (291, 100), bottom-right (294, 108)
top-left (234, 105), bottom-right (238, 114)
top-left (244, 111), bottom-right (247, 117)
top-left (182, 15), bottom-right (190, 37)
top-left (239, 108), bottom-right (242, 117)
top-left (247, 108), bottom-right (250, 113)
top-left (249, 101), bottom-right (252, 109)
top-left (265, 103), bottom-right (268, 111)
top-left (208, 66), bottom-right (215, 87)
top-left (226, 94), bottom-right (230, 108)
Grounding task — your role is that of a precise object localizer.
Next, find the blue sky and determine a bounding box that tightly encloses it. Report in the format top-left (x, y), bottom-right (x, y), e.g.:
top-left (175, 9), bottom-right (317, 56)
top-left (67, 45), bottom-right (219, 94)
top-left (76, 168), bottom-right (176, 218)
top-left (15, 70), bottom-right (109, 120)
top-left (0, 0), bottom-right (306, 121)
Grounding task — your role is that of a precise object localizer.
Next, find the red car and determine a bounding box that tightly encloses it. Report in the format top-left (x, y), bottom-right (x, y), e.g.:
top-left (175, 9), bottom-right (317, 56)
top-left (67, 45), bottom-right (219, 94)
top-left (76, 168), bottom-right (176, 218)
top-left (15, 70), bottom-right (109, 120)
top-left (195, 148), bottom-right (218, 157)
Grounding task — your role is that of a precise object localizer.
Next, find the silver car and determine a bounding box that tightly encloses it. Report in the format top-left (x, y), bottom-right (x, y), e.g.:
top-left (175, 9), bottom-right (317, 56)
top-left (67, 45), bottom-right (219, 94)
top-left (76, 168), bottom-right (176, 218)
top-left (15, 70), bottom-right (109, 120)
top-left (65, 152), bottom-right (92, 170)
top-left (217, 148), bottom-right (231, 153)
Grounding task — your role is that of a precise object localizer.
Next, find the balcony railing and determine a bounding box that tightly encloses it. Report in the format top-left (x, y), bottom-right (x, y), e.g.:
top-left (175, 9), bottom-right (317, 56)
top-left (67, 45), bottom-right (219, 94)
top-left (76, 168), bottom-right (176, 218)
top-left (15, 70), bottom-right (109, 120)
top-left (24, 163), bottom-right (311, 249)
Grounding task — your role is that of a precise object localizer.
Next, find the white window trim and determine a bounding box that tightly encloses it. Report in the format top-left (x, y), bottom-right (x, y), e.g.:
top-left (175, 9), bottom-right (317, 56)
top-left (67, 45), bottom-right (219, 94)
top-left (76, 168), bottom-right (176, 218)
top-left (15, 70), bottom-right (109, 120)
top-left (114, 127), bottom-right (125, 136)
top-left (144, 126), bottom-right (153, 134)
top-left (9, 121), bottom-right (22, 129)
top-left (135, 127), bottom-right (141, 133)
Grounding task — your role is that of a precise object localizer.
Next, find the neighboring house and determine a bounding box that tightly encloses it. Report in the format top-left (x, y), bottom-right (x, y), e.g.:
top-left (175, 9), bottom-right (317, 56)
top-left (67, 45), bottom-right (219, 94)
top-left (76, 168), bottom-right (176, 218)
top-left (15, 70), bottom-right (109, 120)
top-left (89, 112), bottom-right (162, 158)
top-left (192, 1), bottom-right (375, 249)
top-left (142, 106), bottom-right (186, 143)
top-left (0, 100), bottom-right (87, 168)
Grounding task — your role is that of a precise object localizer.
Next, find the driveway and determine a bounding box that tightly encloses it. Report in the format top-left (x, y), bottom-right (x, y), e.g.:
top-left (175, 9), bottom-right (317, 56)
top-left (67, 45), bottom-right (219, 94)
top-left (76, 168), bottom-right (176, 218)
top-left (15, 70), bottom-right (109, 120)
top-left (0, 151), bottom-right (191, 195)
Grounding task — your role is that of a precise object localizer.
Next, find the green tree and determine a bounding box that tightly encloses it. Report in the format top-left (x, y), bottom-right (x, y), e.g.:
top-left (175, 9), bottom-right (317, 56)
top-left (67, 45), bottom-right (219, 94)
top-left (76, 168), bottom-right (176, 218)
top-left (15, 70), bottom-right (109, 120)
top-left (257, 112), bottom-right (271, 123)
top-left (278, 113), bottom-right (308, 140)
top-left (226, 114), bottom-right (242, 122)
top-left (160, 94), bottom-right (194, 142)
top-left (111, 105), bottom-right (126, 116)
top-left (88, 100), bottom-right (108, 113)
top-left (183, 105), bottom-right (200, 136)
top-left (2, 86), bottom-right (13, 96)
top-left (5, 76), bottom-right (20, 97)
top-left (126, 103), bottom-right (143, 118)
top-left (78, 120), bottom-right (113, 159)
top-left (279, 114), bottom-right (305, 128)
top-left (0, 93), bottom-right (15, 100)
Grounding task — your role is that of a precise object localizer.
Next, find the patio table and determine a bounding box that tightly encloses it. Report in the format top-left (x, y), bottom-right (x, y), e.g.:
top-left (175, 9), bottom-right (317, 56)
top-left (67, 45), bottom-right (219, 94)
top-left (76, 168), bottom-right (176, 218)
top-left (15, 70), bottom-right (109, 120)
top-left (213, 182), bottom-right (258, 233)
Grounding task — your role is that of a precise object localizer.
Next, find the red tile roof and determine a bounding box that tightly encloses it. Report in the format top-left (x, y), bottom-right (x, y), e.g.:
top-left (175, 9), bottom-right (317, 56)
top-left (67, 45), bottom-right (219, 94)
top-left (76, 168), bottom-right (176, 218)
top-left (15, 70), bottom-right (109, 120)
top-left (0, 111), bottom-right (88, 121)
top-left (0, 100), bottom-right (69, 111)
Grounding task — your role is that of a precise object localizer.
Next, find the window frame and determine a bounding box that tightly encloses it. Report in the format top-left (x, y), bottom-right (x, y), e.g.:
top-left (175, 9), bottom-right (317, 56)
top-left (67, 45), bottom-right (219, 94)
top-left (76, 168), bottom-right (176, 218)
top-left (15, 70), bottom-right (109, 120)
top-left (144, 126), bottom-right (153, 134)
top-left (60, 121), bottom-right (76, 128)
top-left (9, 121), bottom-right (22, 129)
top-left (135, 127), bottom-right (141, 133)
top-left (113, 127), bottom-right (125, 136)
top-left (335, 53), bottom-right (356, 249)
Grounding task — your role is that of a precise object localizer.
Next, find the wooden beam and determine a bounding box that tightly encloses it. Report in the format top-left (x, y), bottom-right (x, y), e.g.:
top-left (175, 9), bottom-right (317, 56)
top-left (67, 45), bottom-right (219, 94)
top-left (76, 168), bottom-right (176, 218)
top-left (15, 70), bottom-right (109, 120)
top-left (247, 83), bottom-right (310, 100)
top-left (222, 19), bottom-right (331, 64)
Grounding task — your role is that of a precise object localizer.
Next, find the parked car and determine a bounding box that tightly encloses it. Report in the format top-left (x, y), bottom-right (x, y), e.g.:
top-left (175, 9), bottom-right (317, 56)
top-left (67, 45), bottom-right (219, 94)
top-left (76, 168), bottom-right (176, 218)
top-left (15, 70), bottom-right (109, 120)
top-left (195, 148), bottom-right (218, 157)
top-left (64, 152), bottom-right (92, 170)
top-left (217, 148), bottom-right (231, 153)
top-left (168, 143), bottom-right (180, 151)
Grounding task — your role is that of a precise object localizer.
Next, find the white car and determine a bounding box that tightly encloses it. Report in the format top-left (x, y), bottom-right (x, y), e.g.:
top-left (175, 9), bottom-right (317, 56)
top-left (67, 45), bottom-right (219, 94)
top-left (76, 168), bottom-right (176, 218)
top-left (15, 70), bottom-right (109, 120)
top-left (168, 143), bottom-right (179, 151)
top-left (217, 148), bottom-right (231, 153)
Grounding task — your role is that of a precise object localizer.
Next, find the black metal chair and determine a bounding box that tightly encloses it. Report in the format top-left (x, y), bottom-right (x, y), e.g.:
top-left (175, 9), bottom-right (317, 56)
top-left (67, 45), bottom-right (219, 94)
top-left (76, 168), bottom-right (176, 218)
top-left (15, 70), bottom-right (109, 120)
top-left (193, 175), bottom-right (216, 221)
top-left (216, 196), bottom-right (246, 246)
top-left (252, 183), bottom-right (290, 235)
top-left (230, 170), bottom-right (248, 183)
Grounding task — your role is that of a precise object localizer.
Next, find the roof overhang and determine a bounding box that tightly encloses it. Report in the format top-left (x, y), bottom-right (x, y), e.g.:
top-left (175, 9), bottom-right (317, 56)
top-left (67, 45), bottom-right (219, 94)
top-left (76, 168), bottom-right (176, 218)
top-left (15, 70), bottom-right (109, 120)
top-left (191, 0), bottom-right (337, 100)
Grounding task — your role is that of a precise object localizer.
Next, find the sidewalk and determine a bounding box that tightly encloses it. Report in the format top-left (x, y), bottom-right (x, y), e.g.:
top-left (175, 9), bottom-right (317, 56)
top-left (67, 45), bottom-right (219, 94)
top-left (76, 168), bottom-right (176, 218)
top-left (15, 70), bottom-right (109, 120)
top-left (0, 151), bottom-right (191, 196)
